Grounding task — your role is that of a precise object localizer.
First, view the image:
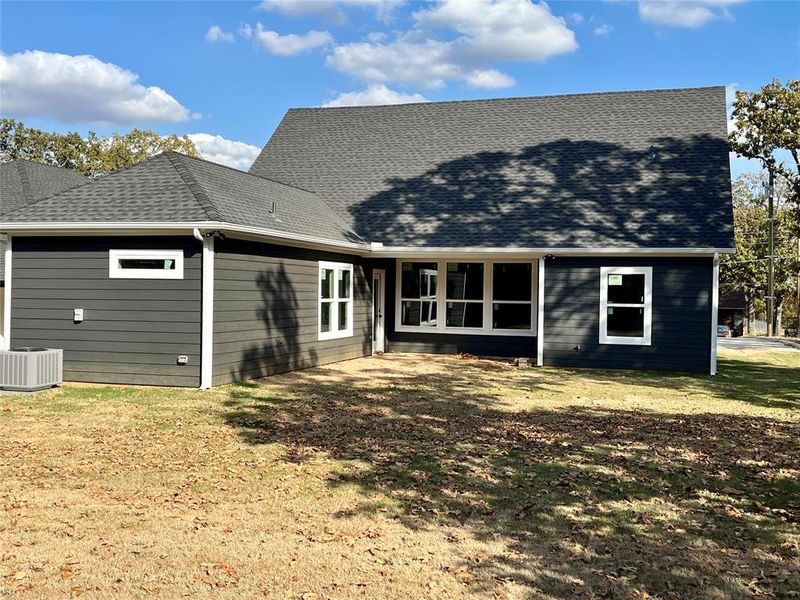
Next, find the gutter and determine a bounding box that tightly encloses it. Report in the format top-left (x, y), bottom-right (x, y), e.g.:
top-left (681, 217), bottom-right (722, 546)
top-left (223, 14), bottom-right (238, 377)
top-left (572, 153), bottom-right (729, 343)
top-left (0, 221), bottom-right (734, 257)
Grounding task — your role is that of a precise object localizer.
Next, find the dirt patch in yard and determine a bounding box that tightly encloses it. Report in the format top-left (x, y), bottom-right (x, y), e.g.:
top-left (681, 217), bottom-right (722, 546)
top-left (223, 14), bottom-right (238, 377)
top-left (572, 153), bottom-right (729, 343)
top-left (1, 349), bottom-right (798, 598)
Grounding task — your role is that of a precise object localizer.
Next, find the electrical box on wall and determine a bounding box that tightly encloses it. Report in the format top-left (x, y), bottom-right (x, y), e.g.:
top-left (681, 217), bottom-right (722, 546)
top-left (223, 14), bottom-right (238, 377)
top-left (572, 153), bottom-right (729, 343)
top-left (73, 308), bottom-right (84, 323)
top-left (177, 355), bottom-right (188, 365)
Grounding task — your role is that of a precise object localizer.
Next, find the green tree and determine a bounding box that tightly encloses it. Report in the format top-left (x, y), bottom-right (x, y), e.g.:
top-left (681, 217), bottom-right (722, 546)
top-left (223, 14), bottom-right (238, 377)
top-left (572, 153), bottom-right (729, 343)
top-left (0, 118), bottom-right (198, 177)
top-left (729, 79), bottom-right (800, 208)
top-left (721, 172), bottom-right (799, 334)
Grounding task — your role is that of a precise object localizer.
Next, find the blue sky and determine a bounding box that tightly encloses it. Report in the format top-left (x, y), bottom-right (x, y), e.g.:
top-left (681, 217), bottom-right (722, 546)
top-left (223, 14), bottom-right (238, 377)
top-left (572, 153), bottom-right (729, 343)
top-left (0, 0), bottom-right (797, 172)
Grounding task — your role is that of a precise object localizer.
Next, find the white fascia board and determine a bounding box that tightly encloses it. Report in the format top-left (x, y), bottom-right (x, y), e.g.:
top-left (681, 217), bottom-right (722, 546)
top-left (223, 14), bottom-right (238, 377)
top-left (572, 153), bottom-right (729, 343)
top-left (1, 221), bottom-right (370, 253)
top-left (0, 222), bottom-right (733, 257)
top-left (371, 246), bottom-right (734, 258)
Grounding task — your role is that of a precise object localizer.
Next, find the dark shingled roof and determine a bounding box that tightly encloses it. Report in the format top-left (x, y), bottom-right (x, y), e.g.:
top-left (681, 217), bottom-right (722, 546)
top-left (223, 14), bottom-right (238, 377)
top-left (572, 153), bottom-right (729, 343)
top-left (3, 152), bottom-right (364, 246)
top-left (1, 159), bottom-right (87, 216)
top-left (1, 159), bottom-right (88, 282)
top-left (250, 86), bottom-right (734, 249)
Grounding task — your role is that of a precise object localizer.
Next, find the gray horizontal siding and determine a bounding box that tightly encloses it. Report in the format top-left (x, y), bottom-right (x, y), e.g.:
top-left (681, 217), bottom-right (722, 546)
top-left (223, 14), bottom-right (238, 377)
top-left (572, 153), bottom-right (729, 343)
top-left (10, 236), bottom-right (202, 386)
top-left (375, 258), bottom-right (538, 359)
top-left (212, 238), bottom-right (372, 386)
top-left (543, 257), bottom-right (712, 373)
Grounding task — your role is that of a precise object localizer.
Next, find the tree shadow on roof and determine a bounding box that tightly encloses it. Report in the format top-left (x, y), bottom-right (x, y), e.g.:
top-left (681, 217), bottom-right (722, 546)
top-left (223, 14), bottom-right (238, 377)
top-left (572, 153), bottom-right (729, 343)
top-left (350, 136), bottom-right (732, 248)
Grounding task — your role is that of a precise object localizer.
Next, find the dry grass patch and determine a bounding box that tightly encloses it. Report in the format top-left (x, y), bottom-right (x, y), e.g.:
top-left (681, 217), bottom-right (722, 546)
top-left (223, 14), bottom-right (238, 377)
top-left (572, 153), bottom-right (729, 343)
top-left (1, 348), bottom-right (798, 599)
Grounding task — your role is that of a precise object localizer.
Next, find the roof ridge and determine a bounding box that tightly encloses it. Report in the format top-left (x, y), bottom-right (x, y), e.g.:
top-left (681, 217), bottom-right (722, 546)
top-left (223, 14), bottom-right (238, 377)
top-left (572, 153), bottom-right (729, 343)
top-left (174, 150), bottom-right (322, 195)
top-left (1, 167), bottom-right (90, 218)
top-left (164, 152), bottom-right (224, 222)
top-left (14, 160), bottom-right (35, 204)
top-left (169, 151), bottom-right (364, 240)
top-left (299, 85), bottom-right (725, 112)
top-left (8, 158), bottom-right (86, 176)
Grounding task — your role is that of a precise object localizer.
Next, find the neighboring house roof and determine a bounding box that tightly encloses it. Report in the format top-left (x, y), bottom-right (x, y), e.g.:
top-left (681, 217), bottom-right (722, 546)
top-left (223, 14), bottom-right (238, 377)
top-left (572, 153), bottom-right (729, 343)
top-left (1, 159), bottom-right (88, 283)
top-left (720, 291), bottom-right (746, 310)
top-left (250, 86), bottom-right (734, 250)
top-left (3, 152), bottom-right (364, 246)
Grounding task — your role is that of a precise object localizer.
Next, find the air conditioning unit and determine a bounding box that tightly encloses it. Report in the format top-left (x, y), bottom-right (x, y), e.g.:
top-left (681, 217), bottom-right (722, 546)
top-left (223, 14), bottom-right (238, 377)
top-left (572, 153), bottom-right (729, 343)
top-left (0, 347), bottom-right (63, 391)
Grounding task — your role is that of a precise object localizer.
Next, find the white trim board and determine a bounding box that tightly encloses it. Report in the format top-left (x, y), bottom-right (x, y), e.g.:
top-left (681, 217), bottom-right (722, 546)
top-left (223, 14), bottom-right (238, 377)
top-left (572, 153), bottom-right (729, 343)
top-left (2, 236), bottom-right (11, 350)
top-left (710, 253), bottom-right (719, 376)
top-left (199, 234), bottom-right (215, 390)
top-left (1, 221), bottom-right (734, 258)
top-left (536, 257), bottom-right (544, 366)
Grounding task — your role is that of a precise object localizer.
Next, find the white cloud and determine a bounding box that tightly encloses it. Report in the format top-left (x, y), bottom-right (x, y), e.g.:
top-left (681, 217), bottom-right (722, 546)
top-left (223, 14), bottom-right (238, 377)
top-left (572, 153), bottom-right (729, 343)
top-left (567, 12), bottom-right (584, 25)
top-left (327, 39), bottom-right (457, 89)
top-left (638, 0), bottom-right (745, 28)
top-left (252, 23), bottom-right (332, 55)
top-left (205, 25), bottom-right (234, 43)
top-left (327, 0), bottom-right (576, 89)
top-left (415, 0), bottom-right (577, 63)
top-left (464, 69), bottom-right (515, 88)
top-left (187, 133), bottom-right (261, 171)
top-left (322, 83), bottom-right (428, 106)
top-left (238, 23), bottom-right (253, 38)
top-left (593, 23), bottom-right (613, 36)
top-left (0, 50), bottom-right (195, 125)
top-left (258, 0), bottom-right (404, 24)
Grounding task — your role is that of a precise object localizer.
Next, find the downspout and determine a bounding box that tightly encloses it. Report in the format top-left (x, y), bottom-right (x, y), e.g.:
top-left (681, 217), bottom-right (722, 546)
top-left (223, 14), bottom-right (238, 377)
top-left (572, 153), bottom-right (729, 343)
top-left (536, 256), bottom-right (545, 366)
top-left (710, 253), bottom-right (719, 376)
top-left (1, 234), bottom-right (11, 350)
top-left (194, 228), bottom-right (214, 389)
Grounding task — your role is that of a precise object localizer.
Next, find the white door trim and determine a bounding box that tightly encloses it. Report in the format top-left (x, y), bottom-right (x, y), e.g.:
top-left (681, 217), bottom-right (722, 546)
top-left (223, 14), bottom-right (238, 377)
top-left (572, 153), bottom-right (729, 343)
top-left (372, 269), bottom-right (386, 354)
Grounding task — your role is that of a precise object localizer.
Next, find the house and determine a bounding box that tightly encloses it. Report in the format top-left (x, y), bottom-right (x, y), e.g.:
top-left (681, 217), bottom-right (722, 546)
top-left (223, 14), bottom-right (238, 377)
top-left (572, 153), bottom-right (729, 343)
top-left (718, 291), bottom-right (746, 336)
top-left (0, 87), bottom-right (734, 387)
top-left (0, 159), bottom-right (87, 347)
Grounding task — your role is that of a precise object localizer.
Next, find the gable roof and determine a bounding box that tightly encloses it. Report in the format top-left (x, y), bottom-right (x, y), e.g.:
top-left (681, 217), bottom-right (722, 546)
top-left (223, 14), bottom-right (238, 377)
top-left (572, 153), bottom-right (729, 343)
top-left (1, 159), bottom-right (87, 216)
top-left (1, 159), bottom-right (88, 282)
top-left (250, 86), bottom-right (734, 250)
top-left (3, 152), bottom-right (364, 246)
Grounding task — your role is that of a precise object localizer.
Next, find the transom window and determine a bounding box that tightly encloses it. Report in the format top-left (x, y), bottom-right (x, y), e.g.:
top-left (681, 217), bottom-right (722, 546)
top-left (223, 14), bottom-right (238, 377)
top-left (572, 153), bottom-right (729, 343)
top-left (599, 266), bottom-right (652, 345)
top-left (319, 261), bottom-right (353, 341)
top-left (109, 249), bottom-right (184, 279)
top-left (396, 259), bottom-right (536, 336)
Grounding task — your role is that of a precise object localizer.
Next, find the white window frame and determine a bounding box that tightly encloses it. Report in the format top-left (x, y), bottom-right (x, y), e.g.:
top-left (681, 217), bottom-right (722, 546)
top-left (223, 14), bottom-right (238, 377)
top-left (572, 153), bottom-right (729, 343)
top-left (490, 261), bottom-right (536, 334)
top-left (599, 266), bottom-right (652, 346)
top-left (109, 249), bottom-right (184, 279)
top-left (318, 261), bottom-right (354, 341)
top-left (395, 258), bottom-right (537, 337)
top-left (444, 262), bottom-right (485, 331)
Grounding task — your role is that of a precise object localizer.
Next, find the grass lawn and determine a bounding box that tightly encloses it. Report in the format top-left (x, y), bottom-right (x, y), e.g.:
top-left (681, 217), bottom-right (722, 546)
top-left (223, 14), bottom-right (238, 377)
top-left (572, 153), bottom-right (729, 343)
top-left (1, 348), bottom-right (798, 599)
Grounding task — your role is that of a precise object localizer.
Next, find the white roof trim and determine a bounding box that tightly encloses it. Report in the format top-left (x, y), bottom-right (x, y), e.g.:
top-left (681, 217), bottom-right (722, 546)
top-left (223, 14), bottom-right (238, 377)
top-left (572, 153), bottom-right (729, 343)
top-left (0, 221), bottom-right (733, 256)
top-left (371, 246), bottom-right (734, 257)
top-left (0, 221), bottom-right (368, 252)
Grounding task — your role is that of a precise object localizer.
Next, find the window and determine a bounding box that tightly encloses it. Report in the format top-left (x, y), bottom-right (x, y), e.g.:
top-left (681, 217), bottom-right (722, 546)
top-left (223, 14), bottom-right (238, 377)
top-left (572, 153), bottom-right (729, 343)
top-left (109, 249), bottom-right (184, 279)
top-left (319, 261), bottom-right (353, 340)
top-left (395, 259), bottom-right (537, 336)
top-left (446, 262), bottom-right (484, 328)
top-left (599, 266), bottom-right (652, 345)
top-left (492, 263), bottom-right (533, 330)
top-left (400, 262), bottom-right (438, 327)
